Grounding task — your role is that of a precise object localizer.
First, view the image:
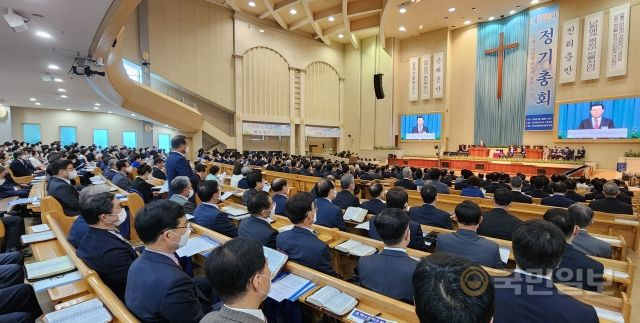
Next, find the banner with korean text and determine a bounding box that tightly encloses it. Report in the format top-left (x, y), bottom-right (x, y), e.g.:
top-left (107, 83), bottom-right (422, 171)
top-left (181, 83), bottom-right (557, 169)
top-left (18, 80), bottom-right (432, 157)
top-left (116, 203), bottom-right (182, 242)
top-left (581, 11), bottom-right (603, 80)
top-left (305, 126), bottom-right (341, 138)
top-left (559, 18), bottom-right (579, 83)
top-left (433, 52), bottom-right (444, 98)
top-left (409, 57), bottom-right (419, 101)
top-left (524, 4), bottom-right (559, 131)
top-left (606, 3), bottom-right (630, 77)
top-left (242, 122), bottom-right (291, 136)
top-left (420, 54), bottom-right (431, 100)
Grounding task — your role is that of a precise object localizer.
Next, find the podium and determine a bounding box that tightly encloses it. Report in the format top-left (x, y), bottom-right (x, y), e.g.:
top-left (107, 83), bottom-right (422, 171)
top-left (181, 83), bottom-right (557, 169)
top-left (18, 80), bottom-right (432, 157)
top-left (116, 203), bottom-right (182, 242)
top-left (527, 148), bottom-right (544, 159)
top-left (469, 147), bottom-right (490, 157)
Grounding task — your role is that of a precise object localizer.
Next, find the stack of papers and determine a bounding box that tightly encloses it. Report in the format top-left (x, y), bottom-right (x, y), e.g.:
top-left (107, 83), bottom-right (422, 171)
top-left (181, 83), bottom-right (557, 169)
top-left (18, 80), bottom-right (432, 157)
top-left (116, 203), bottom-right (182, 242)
top-left (264, 246), bottom-right (288, 279)
top-left (30, 224), bottom-right (51, 233)
top-left (220, 191), bottom-right (234, 201)
top-left (354, 221), bottom-right (370, 230)
top-left (277, 224), bottom-right (294, 233)
top-left (43, 298), bottom-right (112, 323)
top-left (268, 273), bottom-right (316, 302)
top-left (32, 271), bottom-right (83, 292)
top-left (21, 231), bottom-right (56, 244)
top-left (334, 240), bottom-right (377, 257)
top-left (175, 236), bottom-right (220, 258)
top-left (8, 197), bottom-right (39, 206)
top-left (221, 206), bottom-right (249, 219)
top-left (26, 256), bottom-right (76, 280)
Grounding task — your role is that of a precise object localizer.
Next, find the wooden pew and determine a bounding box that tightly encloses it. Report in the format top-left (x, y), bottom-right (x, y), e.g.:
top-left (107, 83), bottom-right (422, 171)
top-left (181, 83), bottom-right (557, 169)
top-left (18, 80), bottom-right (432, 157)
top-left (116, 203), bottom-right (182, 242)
top-left (4, 166), bottom-right (34, 184)
top-left (27, 181), bottom-right (46, 213)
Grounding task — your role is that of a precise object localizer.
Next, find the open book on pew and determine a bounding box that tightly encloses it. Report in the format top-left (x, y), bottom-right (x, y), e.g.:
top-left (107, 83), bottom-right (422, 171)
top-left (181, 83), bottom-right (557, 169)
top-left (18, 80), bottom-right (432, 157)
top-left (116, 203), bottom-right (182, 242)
top-left (218, 172), bottom-right (227, 182)
top-left (268, 272), bottom-right (316, 302)
top-left (342, 207), bottom-right (368, 223)
top-left (8, 197), bottom-right (40, 206)
top-left (221, 205), bottom-right (250, 220)
top-left (220, 191), bottom-right (234, 202)
top-left (21, 230), bottom-right (56, 244)
top-left (334, 239), bottom-right (377, 257)
top-left (25, 255), bottom-right (76, 281)
top-left (43, 298), bottom-right (112, 323)
top-left (264, 246), bottom-right (288, 279)
top-left (306, 285), bottom-right (358, 316)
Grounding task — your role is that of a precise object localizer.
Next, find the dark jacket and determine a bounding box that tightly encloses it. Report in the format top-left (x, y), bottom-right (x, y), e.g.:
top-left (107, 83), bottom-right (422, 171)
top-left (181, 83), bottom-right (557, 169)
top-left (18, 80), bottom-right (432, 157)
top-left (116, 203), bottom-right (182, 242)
top-left (360, 199), bottom-right (387, 215)
top-left (152, 167), bottom-right (166, 180)
top-left (332, 190), bottom-right (360, 210)
top-left (436, 229), bottom-right (504, 268)
top-left (276, 226), bottom-right (336, 276)
top-left (315, 198), bottom-right (346, 231)
top-left (526, 189), bottom-right (550, 198)
top-left (47, 177), bottom-right (81, 216)
top-left (131, 177), bottom-right (154, 203)
top-left (358, 249), bottom-right (418, 304)
top-left (192, 203), bottom-right (238, 237)
top-left (238, 215), bottom-right (278, 249)
top-left (0, 181), bottom-right (29, 199)
top-left (394, 179), bottom-right (417, 190)
top-left (477, 208), bottom-right (522, 241)
top-left (541, 194), bottom-right (576, 208)
top-left (565, 191), bottom-right (586, 202)
top-left (588, 197), bottom-right (633, 215)
top-left (408, 204), bottom-right (452, 229)
top-left (272, 194), bottom-right (288, 216)
top-left (572, 230), bottom-right (612, 259)
top-left (369, 215), bottom-right (425, 251)
top-left (165, 151), bottom-right (199, 196)
top-left (553, 244), bottom-right (604, 292)
top-left (510, 191), bottom-right (533, 204)
top-left (9, 159), bottom-right (34, 177)
top-left (111, 172), bottom-right (132, 191)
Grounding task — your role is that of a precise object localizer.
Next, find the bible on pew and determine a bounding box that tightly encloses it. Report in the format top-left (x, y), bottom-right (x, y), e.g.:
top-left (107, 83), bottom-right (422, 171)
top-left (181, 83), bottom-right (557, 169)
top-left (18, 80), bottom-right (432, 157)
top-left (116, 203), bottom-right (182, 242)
top-left (307, 285), bottom-right (358, 316)
top-left (43, 298), bottom-right (112, 323)
top-left (21, 230), bottom-right (56, 244)
top-left (25, 255), bottom-right (76, 281)
top-left (264, 246), bottom-right (288, 280)
top-left (342, 207), bottom-right (368, 223)
top-left (334, 239), bottom-right (377, 257)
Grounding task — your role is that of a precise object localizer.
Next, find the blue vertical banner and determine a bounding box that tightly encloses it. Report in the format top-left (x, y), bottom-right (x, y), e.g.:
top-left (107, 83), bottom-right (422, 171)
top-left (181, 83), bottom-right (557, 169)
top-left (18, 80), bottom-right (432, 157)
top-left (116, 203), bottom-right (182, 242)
top-left (524, 4), bottom-right (559, 131)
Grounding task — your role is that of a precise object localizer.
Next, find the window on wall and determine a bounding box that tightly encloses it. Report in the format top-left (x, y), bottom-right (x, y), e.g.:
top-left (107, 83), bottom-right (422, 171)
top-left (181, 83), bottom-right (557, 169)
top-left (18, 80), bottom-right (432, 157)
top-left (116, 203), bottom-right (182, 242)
top-left (158, 133), bottom-right (171, 152)
top-left (122, 131), bottom-right (137, 148)
top-left (122, 59), bottom-right (142, 83)
top-left (22, 123), bottom-right (42, 144)
top-left (93, 129), bottom-right (108, 148)
top-left (60, 126), bottom-right (77, 146)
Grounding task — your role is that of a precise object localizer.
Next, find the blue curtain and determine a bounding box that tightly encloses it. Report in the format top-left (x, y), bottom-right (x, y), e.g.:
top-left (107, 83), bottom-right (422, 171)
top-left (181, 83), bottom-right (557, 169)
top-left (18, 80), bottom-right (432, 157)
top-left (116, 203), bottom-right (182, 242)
top-left (22, 124), bottom-right (41, 144)
top-left (474, 11), bottom-right (529, 146)
top-left (557, 97), bottom-right (640, 139)
top-left (158, 133), bottom-right (171, 152)
top-left (60, 127), bottom-right (77, 146)
top-left (400, 114), bottom-right (442, 140)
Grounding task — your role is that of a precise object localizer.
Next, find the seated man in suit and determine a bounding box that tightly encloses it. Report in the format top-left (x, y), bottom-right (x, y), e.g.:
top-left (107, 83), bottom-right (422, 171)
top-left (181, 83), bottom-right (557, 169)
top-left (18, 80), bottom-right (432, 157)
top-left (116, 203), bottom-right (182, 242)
top-left (76, 192), bottom-right (137, 301)
top-left (525, 176), bottom-right (550, 198)
top-left (570, 204), bottom-right (612, 258)
top-left (541, 182), bottom-right (576, 208)
top-left (509, 176), bottom-right (532, 204)
top-left (332, 174), bottom-right (360, 209)
top-left (47, 159), bottom-right (82, 216)
top-left (413, 253), bottom-right (494, 323)
top-left (126, 201), bottom-right (213, 322)
top-left (484, 172), bottom-right (508, 194)
top-left (270, 178), bottom-right (288, 216)
top-left (168, 176), bottom-right (196, 215)
top-left (478, 188), bottom-right (522, 241)
top-left (68, 185), bottom-right (113, 248)
top-left (276, 192), bottom-right (336, 276)
top-left (102, 158), bottom-right (118, 181)
top-left (0, 167), bottom-right (29, 199)
top-left (394, 167), bottom-right (417, 190)
top-left (460, 176), bottom-right (485, 198)
top-left (436, 200), bottom-right (504, 268)
top-left (9, 150), bottom-right (35, 177)
top-left (193, 181), bottom-right (237, 237)
top-left (151, 157), bottom-right (167, 180)
top-left (578, 103), bottom-right (615, 129)
top-left (238, 191), bottom-right (277, 248)
top-left (360, 183), bottom-right (387, 215)
top-left (314, 179), bottom-right (346, 231)
top-left (0, 283), bottom-right (43, 322)
top-left (585, 180), bottom-right (605, 200)
top-left (242, 171), bottom-right (264, 206)
top-left (565, 179), bottom-right (586, 202)
top-left (454, 169), bottom-right (473, 190)
top-left (369, 187), bottom-right (426, 251)
top-left (493, 220), bottom-right (598, 322)
top-left (0, 251), bottom-right (25, 289)
top-left (425, 168), bottom-right (450, 194)
top-left (543, 208), bottom-right (604, 292)
top-left (588, 181), bottom-right (633, 215)
top-left (0, 214), bottom-right (25, 253)
top-left (111, 159), bottom-right (132, 191)
top-left (408, 185), bottom-right (452, 229)
top-left (131, 164), bottom-right (156, 203)
top-left (201, 238), bottom-right (270, 323)
top-left (358, 208), bottom-right (418, 304)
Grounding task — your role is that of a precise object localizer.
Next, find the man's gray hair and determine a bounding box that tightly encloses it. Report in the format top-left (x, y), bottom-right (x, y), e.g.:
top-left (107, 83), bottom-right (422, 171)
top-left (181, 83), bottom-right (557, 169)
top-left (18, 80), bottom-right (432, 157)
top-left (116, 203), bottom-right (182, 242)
top-left (108, 158), bottom-right (117, 168)
top-left (402, 167), bottom-right (412, 179)
top-left (170, 176), bottom-right (191, 194)
top-left (241, 166), bottom-right (252, 176)
top-left (568, 203), bottom-right (594, 228)
top-left (79, 184), bottom-right (113, 207)
top-left (603, 181), bottom-right (619, 197)
top-left (341, 174), bottom-right (355, 189)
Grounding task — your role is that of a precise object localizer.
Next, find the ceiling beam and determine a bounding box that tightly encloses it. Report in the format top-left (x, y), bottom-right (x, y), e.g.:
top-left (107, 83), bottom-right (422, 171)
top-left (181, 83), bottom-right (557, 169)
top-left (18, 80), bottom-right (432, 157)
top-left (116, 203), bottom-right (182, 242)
top-left (273, 0), bottom-right (298, 12)
top-left (301, 0), bottom-right (331, 45)
top-left (259, 0), bottom-right (288, 29)
top-left (223, 0), bottom-right (242, 13)
top-left (321, 24), bottom-right (345, 37)
top-left (350, 15), bottom-right (380, 32)
top-left (314, 5), bottom-right (342, 21)
top-left (289, 17), bottom-right (309, 30)
top-left (342, 0), bottom-right (358, 49)
top-left (347, 0), bottom-right (382, 18)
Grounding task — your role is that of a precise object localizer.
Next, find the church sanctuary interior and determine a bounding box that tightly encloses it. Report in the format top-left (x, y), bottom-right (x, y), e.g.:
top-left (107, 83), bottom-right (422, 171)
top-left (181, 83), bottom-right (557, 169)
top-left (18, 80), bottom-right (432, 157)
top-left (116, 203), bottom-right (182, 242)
top-left (2, 0), bottom-right (640, 322)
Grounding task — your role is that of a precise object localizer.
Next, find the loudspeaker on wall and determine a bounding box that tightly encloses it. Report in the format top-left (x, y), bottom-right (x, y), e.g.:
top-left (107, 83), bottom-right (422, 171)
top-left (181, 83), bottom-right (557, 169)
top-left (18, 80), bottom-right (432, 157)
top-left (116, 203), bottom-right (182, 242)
top-left (374, 73), bottom-right (384, 99)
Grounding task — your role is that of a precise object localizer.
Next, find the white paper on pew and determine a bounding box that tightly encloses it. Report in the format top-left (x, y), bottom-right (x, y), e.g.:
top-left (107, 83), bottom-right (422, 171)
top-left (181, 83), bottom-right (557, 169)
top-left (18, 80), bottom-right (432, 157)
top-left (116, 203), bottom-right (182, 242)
top-left (268, 273), bottom-right (314, 302)
top-left (185, 214), bottom-right (194, 221)
top-left (593, 306), bottom-right (624, 323)
top-left (30, 224), bottom-right (50, 233)
top-left (603, 269), bottom-right (629, 280)
top-left (593, 236), bottom-right (619, 245)
top-left (176, 236), bottom-right (220, 258)
top-left (354, 221), bottom-right (370, 230)
top-left (262, 184), bottom-right (271, 192)
top-left (43, 297), bottom-right (111, 323)
top-left (498, 246), bottom-right (510, 264)
top-left (32, 271), bottom-right (83, 292)
top-left (277, 224), bottom-right (294, 233)
top-left (220, 191), bottom-right (234, 201)
top-left (218, 172), bottom-right (227, 181)
top-left (159, 181), bottom-right (169, 193)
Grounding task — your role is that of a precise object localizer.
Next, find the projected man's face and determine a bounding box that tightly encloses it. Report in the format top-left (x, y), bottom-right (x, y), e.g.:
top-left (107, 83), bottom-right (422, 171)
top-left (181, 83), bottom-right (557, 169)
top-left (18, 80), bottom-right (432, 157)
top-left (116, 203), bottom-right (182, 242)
top-left (417, 118), bottom-right (424, 127)
top-left (590, 105), bottom-right (604, 119)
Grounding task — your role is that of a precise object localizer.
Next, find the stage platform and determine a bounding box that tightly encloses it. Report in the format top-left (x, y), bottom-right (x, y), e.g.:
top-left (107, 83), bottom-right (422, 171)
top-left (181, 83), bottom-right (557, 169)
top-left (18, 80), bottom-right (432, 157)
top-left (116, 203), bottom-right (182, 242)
top-left (387, 157), bottom-right (591, 176)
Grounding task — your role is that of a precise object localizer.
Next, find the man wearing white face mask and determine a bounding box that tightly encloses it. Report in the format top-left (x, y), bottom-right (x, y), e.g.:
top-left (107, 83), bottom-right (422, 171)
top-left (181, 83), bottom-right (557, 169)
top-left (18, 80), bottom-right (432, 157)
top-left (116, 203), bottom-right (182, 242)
top-left (47, 159), bottom-right (82, 216)
top-left (76, 192), bottom-right (137, 301)
top-left (111, 160), bottom-right (132, 191)
top-left (201, 238), bottom-right (270, 323)
top-left (169, 176), bottom-right (196, 215)
top-left (238, 191), bottom-right (278, 249)
top-left (126, 201), bottom-right (213, 322)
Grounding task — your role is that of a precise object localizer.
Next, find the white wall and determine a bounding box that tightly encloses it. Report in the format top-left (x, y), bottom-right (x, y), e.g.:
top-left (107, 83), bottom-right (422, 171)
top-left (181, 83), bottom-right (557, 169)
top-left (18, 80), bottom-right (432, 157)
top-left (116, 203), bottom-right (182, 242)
top-left (0, 106), bottom-right (12, 141)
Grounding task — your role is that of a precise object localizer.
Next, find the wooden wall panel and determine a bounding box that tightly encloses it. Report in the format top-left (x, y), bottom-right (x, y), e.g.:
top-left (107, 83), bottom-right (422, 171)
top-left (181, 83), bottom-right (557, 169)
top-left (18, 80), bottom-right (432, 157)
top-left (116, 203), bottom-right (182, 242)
top-left (305, 62), bottom-right (340, 126)
top-left (242, 47), bottom-right (290, 118)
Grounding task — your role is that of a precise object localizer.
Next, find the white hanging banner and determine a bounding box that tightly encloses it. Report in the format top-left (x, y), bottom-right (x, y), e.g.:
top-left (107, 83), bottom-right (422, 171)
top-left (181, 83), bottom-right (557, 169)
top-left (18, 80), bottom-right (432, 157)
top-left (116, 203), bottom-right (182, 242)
top-left (606, 3), bottom-right (630, 77)
top-left (581, 11), bottom-right (603, 81)
top-left (242, 122), bottom-right (291, 136)
top-left (433, 52), bottom-right (444, 98)
top-left (559, 18), bottom-right (579, 83)
top-left (408, 57), bottom-right (419, 101)
top-left (304, 126), bottom-right (341, 138)
top-left (420, 54), bottom-right (431, 100)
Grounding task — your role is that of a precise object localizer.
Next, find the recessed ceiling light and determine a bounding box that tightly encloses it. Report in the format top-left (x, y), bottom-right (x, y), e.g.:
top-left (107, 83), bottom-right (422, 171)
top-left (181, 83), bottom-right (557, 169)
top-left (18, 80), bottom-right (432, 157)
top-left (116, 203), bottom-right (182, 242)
top-left (131, 113), bottom-right (136, 116)
top-left (29, 97), bottom-right (37, 101)
top-left (509, 10), bottom-right (516, 15)
top-left (399, 7), bottom-right (407, 14)
top-left (94, 103), bottom-right (101, 106)
top-left (328, 16), bottom-right (335, 22)
top-left (419, 25), bottom-right (423, 29)
top-left (60, 94), bottom-right (67, 98)
top-left (464, 20), bottom-right (471, 25)
top-left (65, 108), bottom-right (71, 111)
top-left (35, 30), bottom-right (52, 38)
top-left (289, 8), bottom-right (297, 15)
top-left (259, 29), bottom-right (264, 33)
top-left (93, 107), bottom-right (100, 110)
top-left (448, 7), bottom-right (456, 12)
top-left (489, 16), bottom-right (495, 21)
top-left (248, 1), bottom-right (256, 7)
top-left (338, 33), bottom-right (344, 38)
top-left (164, 124), bottom-right (169, 127)
top-left (53, 78), bottom-right (63, 82)
top-left (107, 111), bottom-right (113, 114)
top-left (48, 64), bottom-right (60, 70)
top-left (472, 7), bottom-right (477, 11)
top-left (398, 26), bottom-right (406, 32)
top-left (57, 88), bottom-right (66, 92)
top-left (530, 0), bottom-right (539, 3)
top-left (35, 102), bottom-right (41, 106)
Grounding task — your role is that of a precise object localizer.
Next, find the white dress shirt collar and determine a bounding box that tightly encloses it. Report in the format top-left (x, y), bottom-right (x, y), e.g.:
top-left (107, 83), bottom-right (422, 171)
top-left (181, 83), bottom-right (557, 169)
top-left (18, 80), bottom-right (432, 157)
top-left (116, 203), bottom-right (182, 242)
top-left (383, 247), bottom-right (407, 253)
top-left (514, 268), bottom-right (552, 280)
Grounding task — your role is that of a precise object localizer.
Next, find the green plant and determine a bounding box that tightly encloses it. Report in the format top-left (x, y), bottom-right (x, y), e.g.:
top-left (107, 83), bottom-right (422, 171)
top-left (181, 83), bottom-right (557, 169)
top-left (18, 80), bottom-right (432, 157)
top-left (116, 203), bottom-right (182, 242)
top-left (624, 150), bottom-right (640, 157)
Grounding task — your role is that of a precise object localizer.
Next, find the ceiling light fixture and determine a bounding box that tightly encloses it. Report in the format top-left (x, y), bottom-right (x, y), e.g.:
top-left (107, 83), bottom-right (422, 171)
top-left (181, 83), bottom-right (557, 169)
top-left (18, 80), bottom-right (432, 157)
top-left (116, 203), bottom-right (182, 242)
top-left (48, 64), bottom-right (60, 70)
top-left (93, 107), bottom-right (100, 110)
top-left (248, 1), bottom-right (256, 7)
top-left (398, 26), bottom-right (406, 32)
top-left (448, 7), bottom-right (456, 12)
top-left (53, 78), bottom-right (63, 82)
top-left (35, 30), bottom-right (51, 38)
top-left (399, 6), bottom-right (407, 14)
top-left (259, 29), bottom-right (264, 32)
top-left (57, 88), bottom-right (66, 92)
top-left (509, 10), bottom-right (516, 15)
top-left (530, 0), bottom-right (539, 3)
top-left (419, 25), bottom-right (423, 29)
top-left (464, 20), bottom-right (471, 25)
top-left (60, 95), bottom-right (67, 98)
top-left (289, 8), bottom-right (297, 15)
top-left (65, 108), bottom-right (71, 111)
top-left (489, 16), bottom-right (495, 21)
top-left (131, 113), bottom-right (136, 116)
top-left (338, 33), bottom-right (344, 38)
top-left (94, 103), bottom-right (101, 106)
top-left (328, 16), bottom-right (335, 22)
top-left (107, 111), bottom-right (113, 114)
top-left (35, 102), bottom-right (41, 106)
top-left (29, 97), bottom-right (37, 101)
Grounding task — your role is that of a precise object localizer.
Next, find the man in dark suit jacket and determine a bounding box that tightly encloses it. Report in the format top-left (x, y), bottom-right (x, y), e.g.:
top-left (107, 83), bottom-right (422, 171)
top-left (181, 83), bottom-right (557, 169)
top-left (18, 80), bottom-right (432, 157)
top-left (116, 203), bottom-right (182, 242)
top-left (360, 183), bottom-right (387, 215)
top-left (484, 173), bottom-right (509, 194)
top-left (395, 167), bottom-right (417, 190)
top-left (541, 182), bottom-right (576, 208)
top-left (271, 178), bottom-right (289, 216)
top-left (151, 158), bottom-right (166, 180)
top-left (494, 220), bottom-right (598, 323)
top-left (369, 187), bottom-right (426, 251)
top-left (509, 177), bottom-right (532, 204)
top-left (126, 201), bottom-right (212, 322)
top-left (314, 179), bottom-right (346, 231)
top-left (276, 192), bottom-right (337, 276)
top-left (9, 151), bottom-right (34, 177)
top-left (436, 201), bottom-right (504, 268)
top-left (193, 181), bottom-right (238, 237)
top-left (238, 191), bottom-right (278, 249)
top-left (165, 135), bottom-right (199, 197)
top-left (358, 208), bottom-right (418, 304)
top-left (408, 185), bottom-right (452, 229)
top-left (570, 204), bottom-right (612, 258)
top-left (588, 182), bottom-right (633, 215)
top-left (565, 180), bottom-right (586, 202)
top-left (0, 167), bottom-right (29, 199)
top-left (131, 165), bottom-right (155, 203)
top-left (543, 208), bottom-right (604, 292)
top-left (332, 174), bottom-right (360, 209)
top-left (103, 158), bottom-right (118, 181)
top-left (526, 176), bottom-right (550, 198)
top-left (411, 116), bottom-right (428, 133)
top-left (478, 188), bottom-right (522, 241)
top-left (577, 103), bottom-right (615, 129)
top-left (47, 159), bottom-right (82, 216)
top-left (241, 171), bottom-right (263, 206)
top-left (169, 176), bottom-right (196, 215)
top-left (76, 192), bottom-right (137, 301)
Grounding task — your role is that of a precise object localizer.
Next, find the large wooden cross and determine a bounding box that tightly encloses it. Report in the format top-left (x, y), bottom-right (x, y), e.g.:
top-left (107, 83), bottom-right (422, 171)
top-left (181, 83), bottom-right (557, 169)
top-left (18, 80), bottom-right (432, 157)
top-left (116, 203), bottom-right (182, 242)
top-left (484, 32), bottom-right (519, 99)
